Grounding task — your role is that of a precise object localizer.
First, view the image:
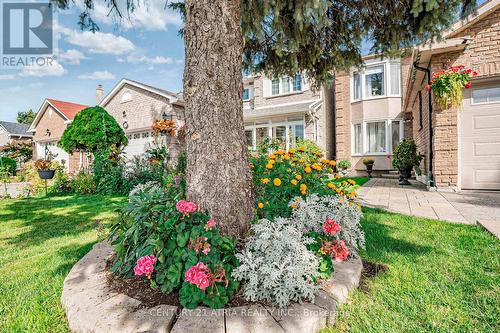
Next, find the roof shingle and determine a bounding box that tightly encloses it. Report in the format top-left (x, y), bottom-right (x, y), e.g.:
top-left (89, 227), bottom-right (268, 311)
top-left (0, 121), bottom-right (32, 137)
top-left (47, 99), bottom-right (89, 120)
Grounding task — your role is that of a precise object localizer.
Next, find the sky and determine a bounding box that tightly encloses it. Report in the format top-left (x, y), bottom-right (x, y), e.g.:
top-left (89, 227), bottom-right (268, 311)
top-left (0, 0), bottom-right (185, 122)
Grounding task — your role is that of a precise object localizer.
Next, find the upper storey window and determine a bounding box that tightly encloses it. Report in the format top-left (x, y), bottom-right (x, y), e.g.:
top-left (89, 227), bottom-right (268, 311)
top-left (243, 88), bottom-right (250, 101)
top-left (351, 60), bottom-right (401, 102)
top-left (269, 74), bottom-right (304, 96)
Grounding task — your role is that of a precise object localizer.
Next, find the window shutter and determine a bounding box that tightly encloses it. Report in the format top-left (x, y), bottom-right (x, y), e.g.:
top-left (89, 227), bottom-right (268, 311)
top-left (262, 78), bottom-right (270, 97)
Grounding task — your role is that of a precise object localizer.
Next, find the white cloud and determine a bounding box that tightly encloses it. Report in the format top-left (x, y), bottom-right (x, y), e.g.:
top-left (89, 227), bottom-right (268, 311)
top-left (56, 25), bottom-right (135, 55)
top-left (126, 54), bottom-right (175, 65)
top-left (0, 74), bottom-right (15, 80)
top-left (78, 71), bottom-right (116, 80)
top-left (75, 0), bottom-right (182, 31)
top-left (58, 49), bottom-right (88, 65)
top-left (20, 60), bottom-right (66, 77)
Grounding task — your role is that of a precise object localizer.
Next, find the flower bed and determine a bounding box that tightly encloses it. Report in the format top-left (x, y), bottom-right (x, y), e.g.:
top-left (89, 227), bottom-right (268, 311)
top-left (105, 141), bottom-right (365, 310)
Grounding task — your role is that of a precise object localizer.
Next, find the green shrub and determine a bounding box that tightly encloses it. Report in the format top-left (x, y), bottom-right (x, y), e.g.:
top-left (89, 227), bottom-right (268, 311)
top-left (337, 159), bottom-right (351, 169)
top-left (110, 182), bottom-right (239, 309)
top-left (392, 138), bottom-right (423, 173)
top-left (70, 171), bottom-right (96, 194)
top-left (362, 157), bottom-right (374, 165)
top-left (0, 157), bottom-right (16, 175)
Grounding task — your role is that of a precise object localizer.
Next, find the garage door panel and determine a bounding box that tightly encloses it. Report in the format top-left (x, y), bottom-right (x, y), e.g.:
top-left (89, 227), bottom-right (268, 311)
top-left (460, 81), bottom-right (500, 190)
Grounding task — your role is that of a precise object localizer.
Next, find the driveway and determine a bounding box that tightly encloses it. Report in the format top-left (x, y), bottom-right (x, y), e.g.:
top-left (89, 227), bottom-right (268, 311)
top-left (1, 182), bottom-right (29, 198)
top-left (357, 178), bottom-right (500, 238)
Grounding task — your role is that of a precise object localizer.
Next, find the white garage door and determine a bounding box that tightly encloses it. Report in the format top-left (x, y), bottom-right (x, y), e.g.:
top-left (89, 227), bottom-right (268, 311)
top-left (460, 82), bottom-right (500, 190)
top-left (123, 131), bottom-right (153, 159)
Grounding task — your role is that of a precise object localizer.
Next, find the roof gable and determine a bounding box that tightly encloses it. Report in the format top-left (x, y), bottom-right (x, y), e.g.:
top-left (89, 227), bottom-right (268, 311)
top-left (99, 78), bottom-right (183, 107)
top-left (28, 99), bottom-right (89, 132)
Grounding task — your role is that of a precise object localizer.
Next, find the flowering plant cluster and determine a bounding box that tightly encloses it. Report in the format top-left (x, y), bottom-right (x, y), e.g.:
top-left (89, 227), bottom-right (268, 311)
top-left (426, 65), bottom-right (477, 109)
top-left (250, 140), bottom-right (359, 220)
top-left (152, 119), bottom-right (176, 136)
top-left (110, 182), bottom-right (239, 309)
top-left (133, 255), bottom-right (157, 278)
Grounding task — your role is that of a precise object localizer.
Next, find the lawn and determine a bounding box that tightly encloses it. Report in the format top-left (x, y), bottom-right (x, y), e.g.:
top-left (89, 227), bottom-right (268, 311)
top-left (333, 176), bottom-right (370, 186)
top-left (0, 195), bottom-right (125, 333)
top-left (0, 195), bottom-right (498, 333)
top-left (321, 208), bottom-right (500, 333)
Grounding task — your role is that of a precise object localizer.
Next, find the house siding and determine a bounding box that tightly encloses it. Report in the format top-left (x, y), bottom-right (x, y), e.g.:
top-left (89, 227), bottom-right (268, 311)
top-left (0, 127), bottom-right (9, 146)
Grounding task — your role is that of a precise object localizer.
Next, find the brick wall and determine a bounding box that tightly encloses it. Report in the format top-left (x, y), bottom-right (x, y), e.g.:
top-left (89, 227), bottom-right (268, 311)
top-left (406, 8), bottom-right (500, 189)
top-left (333, 70), bottom-right (351, 160)
top-left (33, 106), bottom-right (68, 144)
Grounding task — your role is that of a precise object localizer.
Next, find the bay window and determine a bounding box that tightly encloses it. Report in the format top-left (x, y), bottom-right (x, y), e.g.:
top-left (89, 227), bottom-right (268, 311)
top-left (242, 88), bottom-right (250, 101)
top-left (351, 60), bottom-right (401, 101)
top-left (271, 79), bottom-right (280, 95)
top-left (270, 74), bottom-right (304, 96)
top-left (352, 119), bottom-right (403, 155)
top-left (293, 74), bottom-right (302, 91)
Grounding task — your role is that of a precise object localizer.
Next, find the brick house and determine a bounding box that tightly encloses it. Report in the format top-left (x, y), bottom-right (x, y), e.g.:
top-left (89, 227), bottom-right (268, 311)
top-left (242, 74), bottom-right (335, 156)
top-left (403, 0), bottom-right (500, 190)
top-left (0, 121), bottom-right (32, 147)
top-left (330, 56), bottom-right (413, 176)
top-left (28, 99), bottom-right (89, 172)
top-left (97, 78), bottom-right (185, 161)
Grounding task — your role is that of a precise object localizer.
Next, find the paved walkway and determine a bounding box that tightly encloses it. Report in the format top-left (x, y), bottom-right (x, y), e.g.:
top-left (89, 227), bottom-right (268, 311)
top-left (357, 178), bottom-right (500, 238)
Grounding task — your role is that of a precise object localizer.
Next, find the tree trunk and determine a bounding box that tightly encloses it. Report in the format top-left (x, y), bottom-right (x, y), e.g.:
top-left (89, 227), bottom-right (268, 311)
top-left (183, 0), bottom-right (253, 239)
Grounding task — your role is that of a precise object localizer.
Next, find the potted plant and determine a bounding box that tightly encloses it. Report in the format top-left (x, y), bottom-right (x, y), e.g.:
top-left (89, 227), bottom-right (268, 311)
top-left (362, 158), bottom-right (374, 178)
top-left (426, 65), bottom-right (477, 110)
top-left (35, 159), bottom-right (56, 180)
top-left (392, 139), bottom-right (423, 185)
top-left (337, 159), bottom-right (351, 177)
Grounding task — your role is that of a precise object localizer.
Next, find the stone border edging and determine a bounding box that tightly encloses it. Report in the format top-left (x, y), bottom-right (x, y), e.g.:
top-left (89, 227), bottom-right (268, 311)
top-left (61, 241), bottom-right (362, 333)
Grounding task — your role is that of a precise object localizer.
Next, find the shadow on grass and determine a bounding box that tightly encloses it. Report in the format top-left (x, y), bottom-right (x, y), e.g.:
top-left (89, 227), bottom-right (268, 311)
top-left (51, 241), bottom-right (97, 279)
top-left (1, 194), bottom-right (124, 248)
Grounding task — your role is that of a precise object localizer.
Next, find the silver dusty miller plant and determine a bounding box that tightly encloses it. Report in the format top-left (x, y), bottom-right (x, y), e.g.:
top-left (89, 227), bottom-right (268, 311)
top-left (232, 217), bottom-right (319, 308)
top-left (289, 194), bottom-right (365, 256)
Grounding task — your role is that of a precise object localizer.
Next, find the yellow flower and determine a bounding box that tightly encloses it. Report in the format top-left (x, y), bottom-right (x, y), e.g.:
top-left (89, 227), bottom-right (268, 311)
top-left (335, 189), bottom-right (342, 195)
top-left (329, 160), bottom-right (336, 167)
top-left (348, 179), bottom-right (356, 185)
top-left (290, 203), bottom-right (298, 209)
top-left (258, 202), bottom-right (264, 209)
top-left (300, 183), bottom-right (307, 192)
top-left (357, 204), bottom-right (362, 210)
top-left (335, 174), bottom-right (341, 179)
top-left (288, 148), bottom-right (296, 154)
top-left (292, 157), bottom-right (299, 162)
top-left (291, 179), bottom-right (298, 185)
top-left (298, 146), bottom-right (305, 152)
top-left (273, 178), bottom-right (282, 187)
top-left (276, 149), bottom-right (285, 155)
top-left (266, 163), bottom-right (273, 170)
top-left (295, 174), bottom-right (302, 180)
top-left (327, 182), bottom-right (335, 189)
top-left (284, 154), bottom-right (290, 160)
top-left (349, 201), bottom-right (355, 206)
top-left (261, 178), bottom-right (270, 184)
top-left (304, 166), bottom-right (312, 174)
top-left (312, 163), bottom-right (322, 171)
top-left (268, 159), bottom-right (276, 165)
top-left (270, 154), bottom-right (276, 159)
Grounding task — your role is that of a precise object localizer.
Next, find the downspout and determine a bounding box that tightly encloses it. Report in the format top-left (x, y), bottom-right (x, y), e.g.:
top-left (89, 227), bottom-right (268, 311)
top-left (413, 62), bottom-right (435, 187)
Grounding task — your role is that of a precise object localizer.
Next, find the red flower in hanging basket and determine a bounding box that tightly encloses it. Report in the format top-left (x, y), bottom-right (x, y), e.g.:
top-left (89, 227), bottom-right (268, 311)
top-left (427, 65), bottom-right (476, 110)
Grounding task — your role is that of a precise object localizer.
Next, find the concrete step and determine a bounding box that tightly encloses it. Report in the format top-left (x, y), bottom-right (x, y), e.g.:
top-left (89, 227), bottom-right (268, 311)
top-left (388, 170), bottom-right (399, 175)
top-left (380, 174), bottom-right (399, 179)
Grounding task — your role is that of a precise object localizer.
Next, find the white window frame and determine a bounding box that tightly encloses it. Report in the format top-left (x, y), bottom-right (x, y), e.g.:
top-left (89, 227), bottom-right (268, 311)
top-left (245, 117), bottom-right (305, 150)
top-left (471, 86), bottom-right (500, 105)
top-left (270, 74), bottom-right (305, 96)
top-left (351, 118), bottom-right (404, 156)
top-left (350, 60), bottom-right (401, 102)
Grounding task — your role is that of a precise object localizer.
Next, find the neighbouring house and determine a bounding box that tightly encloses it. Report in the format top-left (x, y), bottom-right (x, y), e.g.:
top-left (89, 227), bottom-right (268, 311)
top-left (28, 99), bottom-right (89, 172)
top-left (403, 0), bottom-right (500, 191)
top-left (243, 73), bottom-right (335, 156)
top-left (97, 79), bottom-right (185, 161)
top-left (331, 56), bottom-right (413, 176)
top-left (0, 121), bottom-right (33, 147)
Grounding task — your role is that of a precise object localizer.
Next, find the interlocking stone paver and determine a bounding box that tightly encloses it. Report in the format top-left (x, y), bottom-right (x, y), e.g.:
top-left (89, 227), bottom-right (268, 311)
top-left (171, 308), bottom-right (224, 333)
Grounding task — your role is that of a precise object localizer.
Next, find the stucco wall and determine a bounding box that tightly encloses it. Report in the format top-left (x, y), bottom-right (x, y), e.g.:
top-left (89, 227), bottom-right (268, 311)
top-left (0, 127), bottom-right (9, 147)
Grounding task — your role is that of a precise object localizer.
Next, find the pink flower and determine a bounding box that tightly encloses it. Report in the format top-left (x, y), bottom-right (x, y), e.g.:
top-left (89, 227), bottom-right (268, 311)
top-left (332, 240), bottom-right (350, 262)
top-left (176, 200), bottom-right (198, 214)
top-left (196, 273), bottom-right (210, 290)
top-left (134, 255), bottom-right (157, 278)
top-left (205, 219), bottom-right (216, 231)
top-left (185, 266), bottom-right (198, 282)
top-left (323, 218), bottom-right (342, 236)
top-left (185, 262), bottom-right (212, 290)
top-left (195, 262), bottom-right (209, 271)
top-left (202, 247), bottom-right (211, 255)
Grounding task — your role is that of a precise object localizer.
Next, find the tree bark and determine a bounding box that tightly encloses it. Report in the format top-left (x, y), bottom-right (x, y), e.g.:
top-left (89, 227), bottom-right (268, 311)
top-left (183, 0), bottom-right (253, 239)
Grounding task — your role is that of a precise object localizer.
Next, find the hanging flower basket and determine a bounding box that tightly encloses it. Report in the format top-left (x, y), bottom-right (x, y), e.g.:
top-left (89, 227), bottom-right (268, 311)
top-left (152, 119), bottom-right (177, 136)
top-left (426, 65), bottom-right (477, 110)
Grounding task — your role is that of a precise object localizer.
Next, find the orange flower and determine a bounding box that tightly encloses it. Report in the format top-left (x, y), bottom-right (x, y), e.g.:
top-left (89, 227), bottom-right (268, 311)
top-left (266, 163), bottom-right (273, 170)
top-left (329, 160), bottom-right (336, 167)
top-left (312, 163), bottom-right (322, 171)
top-left (284, 154), bottom-right (290, 160)
top-left (295, 174), bottom-right (302, 180)
top-left (258, 202), bottom-right (264, 209)
top-left (288, 148), bottom-right (296, 154)
top-left (291, 179), bottom-right (298, 185)
top-left (304, 166), bottom-right (312, 174)
top-left (273, 178), bottom-right (282, 186)
top-left (261, 178), bottom-right (270, 184)
top-left (298, 146), bottom-right (305, 152)
top-left (327, 182), bottom-right (335, 189)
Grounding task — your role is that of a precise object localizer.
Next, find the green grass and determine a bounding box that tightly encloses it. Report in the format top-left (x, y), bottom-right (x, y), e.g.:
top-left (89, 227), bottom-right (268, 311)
top-left (1, 196), bottom-right (498, 333)
top-left (0, 194), bottom-right (125, 333)
top-left (321, 208), bottom-right (500, 333)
